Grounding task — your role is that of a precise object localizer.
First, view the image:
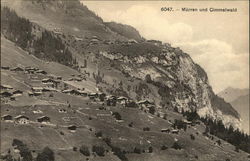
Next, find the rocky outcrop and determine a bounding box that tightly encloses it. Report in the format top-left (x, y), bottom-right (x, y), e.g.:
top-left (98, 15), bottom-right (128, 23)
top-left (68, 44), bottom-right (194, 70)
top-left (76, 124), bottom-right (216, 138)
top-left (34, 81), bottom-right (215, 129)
top-left (99, 44), bottom-right (241, 129)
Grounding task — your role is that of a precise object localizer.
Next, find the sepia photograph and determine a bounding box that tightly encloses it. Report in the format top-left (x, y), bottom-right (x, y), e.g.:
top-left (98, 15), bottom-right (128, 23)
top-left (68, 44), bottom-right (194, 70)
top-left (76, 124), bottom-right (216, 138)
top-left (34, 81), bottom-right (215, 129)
top-left (0, 0), bottom-right (249, 161)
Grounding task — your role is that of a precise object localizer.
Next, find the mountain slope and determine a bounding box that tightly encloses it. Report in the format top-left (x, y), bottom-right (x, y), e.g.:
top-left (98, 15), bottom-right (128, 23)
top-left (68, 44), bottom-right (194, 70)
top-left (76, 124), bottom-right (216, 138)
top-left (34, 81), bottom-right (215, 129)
top-left (218, 87), bottom-right (249, 103)
top-left (105, 22), bottom-right (144, 42)
top-left (230, 94), bottom-right (249, 134)
top-left (1, 0), bottom-right (241, 129)
top-left (1, 0), bottom-right (142, 41)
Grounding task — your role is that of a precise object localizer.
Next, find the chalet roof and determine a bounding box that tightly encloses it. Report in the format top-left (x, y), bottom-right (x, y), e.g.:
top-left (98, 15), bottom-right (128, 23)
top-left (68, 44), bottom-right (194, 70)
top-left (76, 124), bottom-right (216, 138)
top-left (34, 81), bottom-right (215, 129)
top-left (13, 90), bottom-right (23, 94)
top-left (14, 115), bottom-right (29, 120)
top-left (137, 100), bottom-right (153, 105)
top-left (32, 87), bottom-right (44, 90)
top-left (89, 93), bottom-right (98, 96)
top-left (1, 84), bottom-right (13, 89)
top-left (11, 67), bottom-right (24, 71)
top-left (2, 114), bottom-right (12, 118)
top-left (0, 91), bottom-right (13, 96)
top-left (117, 96), bottom-right (128, 100)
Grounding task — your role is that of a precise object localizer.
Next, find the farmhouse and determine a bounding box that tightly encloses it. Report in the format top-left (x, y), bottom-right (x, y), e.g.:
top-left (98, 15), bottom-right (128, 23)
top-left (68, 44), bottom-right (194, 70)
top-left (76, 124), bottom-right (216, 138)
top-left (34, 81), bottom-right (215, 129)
top-left (59, 109), bottom-right (67, 113)
top-left (13, 90), bottom-right (23, 95)
top-left (0, 91), bottom-right (13, 97)
top-left (37, 116), bottom-right (50, 124)
top-left (68, 125), bottom-right (77, 131)
top-left (14, 115), bottom-right (29, 124)
top-left (137, 100), bottom-right (154, 108)
top-left (1, 114), bottom-right (13, 121)
top-left (33, 110), bottom-right (43, 114)
top-left (31, 87), bottom-right (43, 92)
top-left (25, 67), bottom-right (38, 73)
top-left (161, 128), bottom-right (171, 133)
top-left (125, 100), bottom-right (138, 108)
top-left (98, 93), bottom-right (106, 101)
top-left (88, 93), bottom-right (98, 99)
top-left (28, 91), bottom-right (35, 97)
top-left (183, 119), bottom-right (192, 125)
top-left (106, 96), bottom-right (117, 106)
top-left (10, 67), bottom-right (24, 72)
top-left (1, 66), bottom-right (10, 70)
top-left (117, 96), bottom-right (128, 104)
top-left (128, 39), bottom-right (138, 44)
top-left (171, 129), bottom-right (179, 134)
top-left (36, 70), bottom-right (47, 75)
top-left (0, 85), bottom-right (13, 90)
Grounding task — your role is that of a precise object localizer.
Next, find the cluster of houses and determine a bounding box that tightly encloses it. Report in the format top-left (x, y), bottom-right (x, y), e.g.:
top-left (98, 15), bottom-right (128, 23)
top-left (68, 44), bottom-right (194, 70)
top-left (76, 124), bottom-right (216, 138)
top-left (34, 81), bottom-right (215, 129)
top-left (1, 113), bottom-right (78, 132)
top-left (1, 66), bottom-right (47, 75)
top-left (0, 85), bottom-right (23, 101)
top-left (68, 74), bottom-right (86, 82)
top-left (1, 114), bottom-right (50, 125)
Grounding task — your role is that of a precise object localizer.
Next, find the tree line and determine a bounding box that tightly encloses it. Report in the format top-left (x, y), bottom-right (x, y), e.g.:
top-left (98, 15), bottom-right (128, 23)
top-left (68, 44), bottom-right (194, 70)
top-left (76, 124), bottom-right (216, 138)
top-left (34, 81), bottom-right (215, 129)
top-left (182, 110), bottom-right (250, 153)
top-left (1, 6), bottom-right (78, 68)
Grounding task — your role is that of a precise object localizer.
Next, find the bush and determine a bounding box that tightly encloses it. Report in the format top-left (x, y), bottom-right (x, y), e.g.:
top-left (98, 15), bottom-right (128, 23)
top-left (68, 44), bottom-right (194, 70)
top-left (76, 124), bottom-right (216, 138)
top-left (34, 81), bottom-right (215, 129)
top-left (73, 147), bottom-right (77, 151)
top-left (216, 140), bottom-right (221, 146)
top-left (143, 127), bottom-right (150, 131)
top-left (95, 131), bottom-right (103, 138)
top-left (148, 106), bottom-right (155, 115)
top-left (145, 74), bottom-right (152, 83)
top-left (36, 147), bottom-right (55, 161)
top-left (163, 114), bottom-right (167, 120)
top-left (235, 146), bottom-right (239, 152)
top-left (190, 134), bottom-right (195, 140)
top-left (171, 142), bottom-right (182, 150)
top-left (79, 145), bottom-right (90, 156)
top-left (111, 147), bottom-right (128, 161)
top-left (161, 145), bottom-right (168, 150)
top-left (92, 145), bottom-right (105, 156)
top-left (133, 147), bottom-right (141, 154)
top-left (148, 146), bottom-right (153, 153)
top-left (128, 122), bottom-right (133, 127)
top-left (112, 112), bottom-right (122, 120)
top-left (103, 137), bottom-right (111, 146)
top-left (12, 139), bottom-right (32, 161)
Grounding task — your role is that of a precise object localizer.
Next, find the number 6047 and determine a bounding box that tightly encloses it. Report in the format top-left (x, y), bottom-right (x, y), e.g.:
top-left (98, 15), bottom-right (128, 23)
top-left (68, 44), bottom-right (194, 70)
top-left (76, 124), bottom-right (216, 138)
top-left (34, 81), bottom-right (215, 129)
top-left (161, 7), bottom-right (173, 11)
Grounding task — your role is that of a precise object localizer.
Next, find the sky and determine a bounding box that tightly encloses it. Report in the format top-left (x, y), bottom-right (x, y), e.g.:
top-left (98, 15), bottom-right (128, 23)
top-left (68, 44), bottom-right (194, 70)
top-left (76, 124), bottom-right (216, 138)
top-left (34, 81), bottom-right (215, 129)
top-left (82, 1), bottom-right (249, 93)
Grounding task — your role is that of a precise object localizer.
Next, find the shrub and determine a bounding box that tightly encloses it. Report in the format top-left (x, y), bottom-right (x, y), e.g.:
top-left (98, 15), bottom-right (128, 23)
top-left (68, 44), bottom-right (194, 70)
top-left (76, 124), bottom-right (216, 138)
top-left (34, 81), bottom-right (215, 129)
top-left (103, 137), bottom-right (111, 146)
top-left (92, 145), bottom-right (105, 156)
top-left (36, 147), bottom-right (55, 161)
top-left (112, 112), bottom-right (122, 120)
top-left (12, 139), bottom-right (32, 161)
top-left (79, 145), bottom-right (90, 156)
top-left (111, 147), bottom-right (128, 161)
top-left (145, 74), bottom-right (152, 83)
top-left (143, 127), bottom-right (150, 131)
top-left (73, 147), bottom-right (77, 151)
top-left (133, 147), bottom-right (141, 154)
top-left (190, 134), bottom-right (195, 140)
top-left (216, 140), bottom-right (221, 146)
top-left (148, 146), bottom-right (153, 153)
top-left (171, 142), bottom-right (182, 150)
top-left (235, 146), bottom-right (239, 152)
top-left (148, 106), bottom-right (155, 115)
top-left (95, 131), bottom-right (103, 138)
top-left (161, 145), bottom-right (168, 150)
top-left (163, 114), bottom-right (167, 120)
top-left (128, 122), bottom-right (133, 127)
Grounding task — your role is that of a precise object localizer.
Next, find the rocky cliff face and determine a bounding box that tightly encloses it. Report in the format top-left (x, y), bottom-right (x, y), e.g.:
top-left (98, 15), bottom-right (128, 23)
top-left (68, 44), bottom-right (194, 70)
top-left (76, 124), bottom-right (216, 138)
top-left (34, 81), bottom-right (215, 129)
top-left (100, 43), bottom-right (241, 129)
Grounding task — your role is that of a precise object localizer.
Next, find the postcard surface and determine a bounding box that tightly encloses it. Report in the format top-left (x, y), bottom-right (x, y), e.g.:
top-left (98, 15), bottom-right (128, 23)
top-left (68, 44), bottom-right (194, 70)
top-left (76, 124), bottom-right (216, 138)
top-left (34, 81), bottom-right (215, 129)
top-left (1, 0), bottom-right (249, 161)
